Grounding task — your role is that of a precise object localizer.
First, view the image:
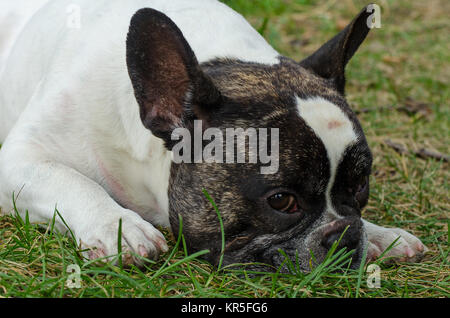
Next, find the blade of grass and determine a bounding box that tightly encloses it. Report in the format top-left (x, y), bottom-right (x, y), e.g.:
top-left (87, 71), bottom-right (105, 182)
top-left (355, 244), bottom-right (368, 298)
top-left (117, 218), bottom-right (123, 269)
top-left (202, 189), bottom-right (225, 271)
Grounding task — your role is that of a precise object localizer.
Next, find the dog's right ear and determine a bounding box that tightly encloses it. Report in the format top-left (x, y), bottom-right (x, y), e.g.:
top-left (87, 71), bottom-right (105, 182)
top-left (126, 8), bottom-right (222, 149)
top-left (299, 5), bottom-right (374, 95)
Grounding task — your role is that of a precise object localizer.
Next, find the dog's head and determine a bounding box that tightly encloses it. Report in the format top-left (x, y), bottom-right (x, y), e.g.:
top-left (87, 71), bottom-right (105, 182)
top-left (126, 6), bottom-right (374, 272)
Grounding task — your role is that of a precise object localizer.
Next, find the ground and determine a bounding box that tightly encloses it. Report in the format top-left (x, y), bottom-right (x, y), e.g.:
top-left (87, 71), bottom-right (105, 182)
top-left (0, 0), bottom-right (448, 297)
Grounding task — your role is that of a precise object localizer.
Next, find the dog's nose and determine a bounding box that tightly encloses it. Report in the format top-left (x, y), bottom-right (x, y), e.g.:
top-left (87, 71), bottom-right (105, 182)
top-left (321, 217), bottom-right (362, 251)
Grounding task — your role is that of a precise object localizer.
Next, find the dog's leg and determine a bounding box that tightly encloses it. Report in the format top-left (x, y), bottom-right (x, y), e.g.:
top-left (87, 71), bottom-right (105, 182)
top-left (362, 219), bottom-right (429, 263)
top-left (0, 144), bottom-right (168, 265)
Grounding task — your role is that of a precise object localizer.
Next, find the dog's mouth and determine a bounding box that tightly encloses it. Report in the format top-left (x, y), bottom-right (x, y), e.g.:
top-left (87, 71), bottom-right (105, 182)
top-left (260, 234), bottom-right (367, 273)
top-left (219, 223), bottom-right (367, 273)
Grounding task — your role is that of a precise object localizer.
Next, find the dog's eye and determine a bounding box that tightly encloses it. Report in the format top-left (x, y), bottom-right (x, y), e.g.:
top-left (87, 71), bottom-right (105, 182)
top-left (267, 193), bottom-right (298, 213)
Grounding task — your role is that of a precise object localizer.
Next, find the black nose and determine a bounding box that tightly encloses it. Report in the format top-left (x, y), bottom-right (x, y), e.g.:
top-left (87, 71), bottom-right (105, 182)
top-left (321, 217), bottom-right (362, 252)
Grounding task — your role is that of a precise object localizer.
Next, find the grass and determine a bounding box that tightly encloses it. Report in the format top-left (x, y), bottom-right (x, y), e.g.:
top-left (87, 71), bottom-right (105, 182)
top-left (0, 0), bottom-right (449, 298)
top-left (0, 207), bottom-right (448, 298)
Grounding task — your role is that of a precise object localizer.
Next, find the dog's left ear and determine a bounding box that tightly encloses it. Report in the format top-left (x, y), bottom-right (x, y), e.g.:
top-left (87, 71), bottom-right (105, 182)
top-left (126, 8), bottom-right (221, 149)
top-left (300, 5), bottom-right (375, 94)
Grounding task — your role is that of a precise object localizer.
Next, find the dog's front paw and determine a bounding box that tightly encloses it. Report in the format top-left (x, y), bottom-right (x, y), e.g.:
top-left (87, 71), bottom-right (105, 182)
top-left (364, 221), bottom-right (429, 264)
top-left (78, 212), bottom-right (169, 266)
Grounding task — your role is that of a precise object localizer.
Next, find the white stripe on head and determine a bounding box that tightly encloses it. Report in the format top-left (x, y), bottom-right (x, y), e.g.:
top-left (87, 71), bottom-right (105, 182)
top-left (296, 96), bottom-right (358, 216)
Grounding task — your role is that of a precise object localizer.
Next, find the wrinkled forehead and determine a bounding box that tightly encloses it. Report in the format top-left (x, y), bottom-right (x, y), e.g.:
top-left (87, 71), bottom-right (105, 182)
top-left (202, 57), bottom-right (339, 102)
top-left (202, 57), bottom-right (368, 185)
top-left (202, 56), bottom-right (362, 141)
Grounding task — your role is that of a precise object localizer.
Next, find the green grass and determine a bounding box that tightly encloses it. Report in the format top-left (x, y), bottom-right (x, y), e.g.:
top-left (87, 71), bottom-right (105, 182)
top-left (0, 0), bottom-right (449, 298)
top-left (0, 207), bottom-right (448, 297)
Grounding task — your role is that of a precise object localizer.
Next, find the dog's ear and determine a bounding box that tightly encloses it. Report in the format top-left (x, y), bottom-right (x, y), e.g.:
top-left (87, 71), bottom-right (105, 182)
top-left (299, 5), bottom-right (375, 94)
top-left (126, 8), bottom-right (221, 148)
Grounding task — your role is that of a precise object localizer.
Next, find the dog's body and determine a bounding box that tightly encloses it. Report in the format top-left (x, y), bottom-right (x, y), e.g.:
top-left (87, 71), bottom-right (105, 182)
top-left (0, 0), bottom-right (427, 270)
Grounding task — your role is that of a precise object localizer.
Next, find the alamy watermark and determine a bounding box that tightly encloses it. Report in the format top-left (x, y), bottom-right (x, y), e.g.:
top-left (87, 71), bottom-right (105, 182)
top-left (171, 120), bottom-right (280, 175)
top-left (66, 264), bottom-right (82, 289)
top-left (366, 4), bottom-right (382, 29)
top-left (66, 4), bottom-right (81, 29)
top-left (366, 264), bottom-right (381, 288)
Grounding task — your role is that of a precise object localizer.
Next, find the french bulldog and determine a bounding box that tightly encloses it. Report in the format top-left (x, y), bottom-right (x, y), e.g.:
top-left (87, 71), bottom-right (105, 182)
top-left (0, 0), bottom-right (428, 272)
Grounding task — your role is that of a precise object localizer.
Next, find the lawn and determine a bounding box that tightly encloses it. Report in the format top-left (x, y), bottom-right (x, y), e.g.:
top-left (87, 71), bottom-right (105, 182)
top-left (0, 0), bottom-right (448, 298)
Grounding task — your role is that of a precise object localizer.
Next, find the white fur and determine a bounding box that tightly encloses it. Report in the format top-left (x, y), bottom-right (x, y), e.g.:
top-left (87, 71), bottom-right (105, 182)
top-left (297, 97), bottom-right (428, 261)
top-left (296, 96), bottom-right (358, 216)
top-left (363, 219), bottom-right (428, 262)
top-left (0, 0), bottom-right (49, 73)
top-left (0, 0), bottom-right (426, 263)
top-left (0, 0), bottom-right (279, 260)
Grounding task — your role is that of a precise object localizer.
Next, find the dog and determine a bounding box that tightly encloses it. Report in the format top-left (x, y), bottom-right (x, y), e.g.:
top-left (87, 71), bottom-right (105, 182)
top-left (0, 0), bottom-right (428, 271)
